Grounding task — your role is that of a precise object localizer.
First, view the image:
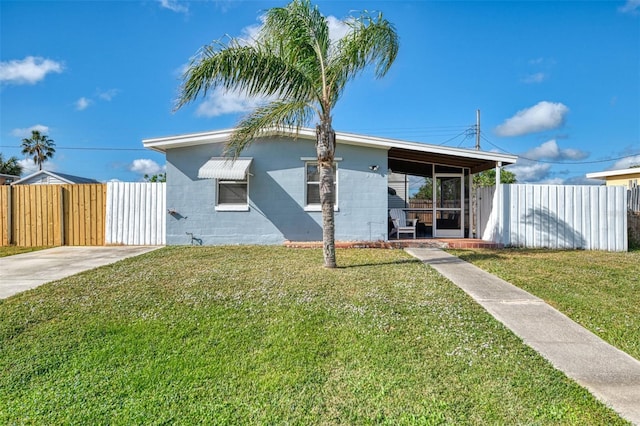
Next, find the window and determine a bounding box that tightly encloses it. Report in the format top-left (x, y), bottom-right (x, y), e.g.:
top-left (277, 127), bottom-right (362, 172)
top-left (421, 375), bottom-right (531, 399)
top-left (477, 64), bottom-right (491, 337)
top-left (305, 162), bottom-right (337, 211)
top-left (216, 179), bottom-right (248, 211)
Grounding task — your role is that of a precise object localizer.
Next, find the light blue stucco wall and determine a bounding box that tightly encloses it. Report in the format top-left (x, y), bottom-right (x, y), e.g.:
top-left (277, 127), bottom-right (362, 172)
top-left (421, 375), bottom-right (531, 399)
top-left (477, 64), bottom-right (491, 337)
top-left (165, 136), bottom-right (388, 245)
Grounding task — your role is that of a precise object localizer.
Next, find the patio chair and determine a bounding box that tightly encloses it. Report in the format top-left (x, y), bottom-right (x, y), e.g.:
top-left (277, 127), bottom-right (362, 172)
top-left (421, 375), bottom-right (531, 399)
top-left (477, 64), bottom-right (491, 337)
top-left (389, 208), bottom-right (417, 239)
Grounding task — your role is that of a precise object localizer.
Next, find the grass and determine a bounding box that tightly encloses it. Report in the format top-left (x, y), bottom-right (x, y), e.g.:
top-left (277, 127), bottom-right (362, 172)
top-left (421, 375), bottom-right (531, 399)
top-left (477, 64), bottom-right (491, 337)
top-left (449, 248), bottom-right (640, 361)
top-left (0, 245), bottom-right (51, 258)
top-left (0, 247), bottom-right (628, 424)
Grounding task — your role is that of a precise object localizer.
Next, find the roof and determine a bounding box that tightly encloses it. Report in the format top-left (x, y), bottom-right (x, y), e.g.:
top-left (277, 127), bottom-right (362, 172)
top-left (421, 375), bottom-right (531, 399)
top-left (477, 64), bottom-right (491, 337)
top-left (586, 167), bottom-right (640, 180)
top-left (143, 127), bottom-right (517, 174)
top-left (12, 170), bottom-right (100, 185)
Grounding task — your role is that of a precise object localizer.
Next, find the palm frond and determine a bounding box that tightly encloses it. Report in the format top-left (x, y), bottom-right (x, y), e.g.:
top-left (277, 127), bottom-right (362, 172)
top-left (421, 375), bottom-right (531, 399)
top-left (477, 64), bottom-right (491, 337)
top-left (327, 11), bottom-right (399, 104)
top-left (225, 100), bottom-right (315, 158)
top-left (176, 41), bottom-right (316, 111)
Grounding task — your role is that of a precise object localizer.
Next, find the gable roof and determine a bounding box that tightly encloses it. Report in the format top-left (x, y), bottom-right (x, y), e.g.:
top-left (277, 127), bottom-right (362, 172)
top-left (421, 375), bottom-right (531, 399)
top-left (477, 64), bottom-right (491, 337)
top-left (12, 170), bottom-right (100, 185)
top-left (586, 167), bottom-right (640, 180)
top-left (143, 127), bottom-right (517, 174)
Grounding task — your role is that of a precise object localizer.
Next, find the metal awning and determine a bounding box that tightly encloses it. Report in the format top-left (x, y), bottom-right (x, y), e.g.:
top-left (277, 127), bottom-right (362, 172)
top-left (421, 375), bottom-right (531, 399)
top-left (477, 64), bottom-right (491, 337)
top-left (198, 157), bottom-right (253, 180)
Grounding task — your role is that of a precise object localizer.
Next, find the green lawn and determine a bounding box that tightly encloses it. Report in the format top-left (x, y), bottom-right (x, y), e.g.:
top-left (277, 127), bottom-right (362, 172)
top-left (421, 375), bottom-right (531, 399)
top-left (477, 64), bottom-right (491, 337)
top-left (449, 248), bottom-right (640, 361)
top-left (0, 245), bottom-right (51, 258)
top-left (0, 247), bottom-right (627, 424)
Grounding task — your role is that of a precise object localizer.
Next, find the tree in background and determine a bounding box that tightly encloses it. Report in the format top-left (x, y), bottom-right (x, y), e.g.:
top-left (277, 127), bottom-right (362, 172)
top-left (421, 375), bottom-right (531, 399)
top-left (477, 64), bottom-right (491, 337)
top-left (176, 0), bottom-right (399, 268)
top-left (0, 153), bottom-right (23, 176)
top-left (144, 173), bottom-right (166, 182)
top-left (21, 130), bottom-right (56, 171)
top-left (473, 168), bottom-right (516, 188)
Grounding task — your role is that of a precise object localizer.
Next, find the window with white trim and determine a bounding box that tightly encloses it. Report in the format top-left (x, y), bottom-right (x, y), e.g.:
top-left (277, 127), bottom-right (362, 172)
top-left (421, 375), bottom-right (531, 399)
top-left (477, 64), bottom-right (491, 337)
top-left (305, 162), bottom-right (337, 210)
top-left (216, 178), bottom-right (249, 211)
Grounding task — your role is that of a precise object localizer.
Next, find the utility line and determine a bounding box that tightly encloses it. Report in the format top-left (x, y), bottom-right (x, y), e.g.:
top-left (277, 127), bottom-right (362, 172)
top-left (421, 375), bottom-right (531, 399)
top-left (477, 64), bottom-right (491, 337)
top-left (479, 135), bottom-right (640, 165)
top-left (0, 145), bottom-right (147, 151)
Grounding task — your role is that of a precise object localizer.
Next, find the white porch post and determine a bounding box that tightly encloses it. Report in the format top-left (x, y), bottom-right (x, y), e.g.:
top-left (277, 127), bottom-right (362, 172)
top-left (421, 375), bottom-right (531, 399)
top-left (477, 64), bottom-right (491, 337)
top-left (496, 161), bottom-right (503, 244)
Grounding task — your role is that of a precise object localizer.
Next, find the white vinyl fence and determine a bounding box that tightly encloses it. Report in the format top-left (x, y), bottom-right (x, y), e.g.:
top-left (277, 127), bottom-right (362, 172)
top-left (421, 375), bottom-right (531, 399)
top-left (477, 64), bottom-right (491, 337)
top-left (478, 184), bottom-right (627, 251)
top-left (105, 182), bottom-right (166, 245)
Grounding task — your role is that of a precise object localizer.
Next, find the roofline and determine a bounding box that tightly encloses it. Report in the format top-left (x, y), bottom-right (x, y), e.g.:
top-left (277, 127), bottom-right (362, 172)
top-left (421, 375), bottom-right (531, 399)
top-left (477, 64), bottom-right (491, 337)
top-left (586, 167), bottom-right (640, 179)
top-left (11, 170), bottom-right (99, 185)
top-left (143, 127), bottom-right (517, 165)
top-left (12, 170), bottom-right (76, 185)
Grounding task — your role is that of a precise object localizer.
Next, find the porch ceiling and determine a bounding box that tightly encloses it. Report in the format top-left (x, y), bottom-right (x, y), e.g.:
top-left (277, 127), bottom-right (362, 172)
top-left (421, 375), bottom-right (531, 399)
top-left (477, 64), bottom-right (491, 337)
top-left (388, 147), bottom-right (509, 175)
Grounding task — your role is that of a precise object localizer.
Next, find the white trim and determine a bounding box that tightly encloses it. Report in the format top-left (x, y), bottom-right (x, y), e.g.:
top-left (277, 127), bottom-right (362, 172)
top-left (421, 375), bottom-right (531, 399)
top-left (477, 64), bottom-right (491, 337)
top-left (304, 161), bottom-right (338, 210)
top-left (143, 127), bottom-right (517, 165)
top-left (586, 167), bottom-right (640, 180)
top-left (300, 157), bottom-right (343, 161)
top-left (216, 178), bottom-right (249, 211)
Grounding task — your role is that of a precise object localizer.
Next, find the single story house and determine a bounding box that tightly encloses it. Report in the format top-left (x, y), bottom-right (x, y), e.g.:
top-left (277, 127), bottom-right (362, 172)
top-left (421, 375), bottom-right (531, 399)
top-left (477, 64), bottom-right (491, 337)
top-left (0, 173), bottom-right (20, 185)
top-left (12, 170), bottom-right (100, 185)
top-left (586, 167), bottom-right (640, 189)
top-left (143, 128), bottom-right (517, 245)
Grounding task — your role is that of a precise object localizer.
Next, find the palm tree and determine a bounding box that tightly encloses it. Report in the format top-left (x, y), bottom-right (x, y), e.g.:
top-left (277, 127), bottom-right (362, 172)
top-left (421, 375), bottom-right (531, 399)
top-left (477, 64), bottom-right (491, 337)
top-left (21, 130), bottom-right (56, 171)
top-left (176, 0), bottom-right (399, 268)
top-left (0, 153), bottom-right (23, 176)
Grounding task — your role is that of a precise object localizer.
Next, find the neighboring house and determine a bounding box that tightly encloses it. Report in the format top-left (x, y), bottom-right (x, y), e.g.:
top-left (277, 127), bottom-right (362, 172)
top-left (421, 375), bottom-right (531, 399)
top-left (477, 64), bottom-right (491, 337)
top-left (143, 128), bottom-right (517, 245)
top-left (586, 167), bottom-right (640, 189)
top-left (12, 170), bottom-right (100, 185)
top-left (0, 173), bottom-right (20, 185)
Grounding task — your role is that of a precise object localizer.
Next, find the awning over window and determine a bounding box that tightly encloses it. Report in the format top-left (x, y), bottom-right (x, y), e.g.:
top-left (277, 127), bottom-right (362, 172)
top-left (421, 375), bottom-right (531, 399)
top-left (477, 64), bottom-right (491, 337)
top-left (198, 157), bottom-right (253, 180)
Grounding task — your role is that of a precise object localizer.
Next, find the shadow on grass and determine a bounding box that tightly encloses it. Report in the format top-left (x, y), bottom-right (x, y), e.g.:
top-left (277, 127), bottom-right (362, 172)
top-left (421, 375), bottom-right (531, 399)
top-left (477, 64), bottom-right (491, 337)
top-left (449, 250), bottom-right (505, 263)
top-left (338, 259), bottom-right (422, 269)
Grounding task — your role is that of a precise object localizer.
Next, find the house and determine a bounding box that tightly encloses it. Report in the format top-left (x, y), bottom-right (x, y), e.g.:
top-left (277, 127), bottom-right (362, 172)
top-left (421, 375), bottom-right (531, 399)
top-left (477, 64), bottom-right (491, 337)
top-left (0, 173), bottom-right (20, 185)
top-left (143, 128), bottom-right (517, 245)
top-left (12, 170), bottom-right (100, 185)
top-left (586, 167), bottom-right (640, 189)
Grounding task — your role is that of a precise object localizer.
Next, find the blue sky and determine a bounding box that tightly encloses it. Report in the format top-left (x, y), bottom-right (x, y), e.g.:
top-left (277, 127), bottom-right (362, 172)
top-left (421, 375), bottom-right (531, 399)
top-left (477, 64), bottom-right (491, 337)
top-left (1, 0), bottom-right (639, 183)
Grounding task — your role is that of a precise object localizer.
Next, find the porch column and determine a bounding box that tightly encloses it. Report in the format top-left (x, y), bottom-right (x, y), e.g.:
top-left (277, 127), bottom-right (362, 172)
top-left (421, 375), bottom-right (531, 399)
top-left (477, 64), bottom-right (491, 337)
top-left (496, 161), bottom-right (503, 244)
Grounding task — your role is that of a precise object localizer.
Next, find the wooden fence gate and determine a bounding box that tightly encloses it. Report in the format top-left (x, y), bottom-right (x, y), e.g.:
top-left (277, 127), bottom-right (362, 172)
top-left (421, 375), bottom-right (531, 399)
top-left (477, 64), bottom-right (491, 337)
top-left (0, 184), bottom-right (106, 246)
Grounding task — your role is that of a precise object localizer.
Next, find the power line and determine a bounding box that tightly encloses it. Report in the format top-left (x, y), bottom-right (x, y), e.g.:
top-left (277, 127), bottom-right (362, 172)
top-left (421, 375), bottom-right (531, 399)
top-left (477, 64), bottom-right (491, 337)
top-left (0, 145), bottom-right (147, 151)
top-left (479, 134), bottom-right (640, 165)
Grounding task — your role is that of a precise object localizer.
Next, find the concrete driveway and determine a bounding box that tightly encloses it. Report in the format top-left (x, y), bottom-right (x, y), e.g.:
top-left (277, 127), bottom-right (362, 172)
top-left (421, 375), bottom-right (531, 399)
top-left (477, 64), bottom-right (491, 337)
top-left (0, 246), bottom-right (161, 299)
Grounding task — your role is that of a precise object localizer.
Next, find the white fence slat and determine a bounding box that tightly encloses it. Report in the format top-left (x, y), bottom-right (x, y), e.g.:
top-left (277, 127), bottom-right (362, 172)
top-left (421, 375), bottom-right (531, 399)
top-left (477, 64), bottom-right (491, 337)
top-left (105, 182), bottom-right (166, 245)
top-left (478, 184), bottom-right (627, 252)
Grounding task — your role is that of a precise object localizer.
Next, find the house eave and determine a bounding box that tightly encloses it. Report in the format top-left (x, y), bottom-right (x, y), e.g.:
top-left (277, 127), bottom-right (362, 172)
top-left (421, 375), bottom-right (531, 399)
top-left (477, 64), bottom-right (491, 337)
top-left (586, 167), bottom-right (640, 180)
top-left (142, 127), bottom-right (517, 170)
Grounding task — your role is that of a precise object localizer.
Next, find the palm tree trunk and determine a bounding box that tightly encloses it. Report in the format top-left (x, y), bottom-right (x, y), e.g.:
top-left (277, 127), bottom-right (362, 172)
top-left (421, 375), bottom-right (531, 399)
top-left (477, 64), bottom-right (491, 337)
top-left (316, 122), bottom-right (337, 268)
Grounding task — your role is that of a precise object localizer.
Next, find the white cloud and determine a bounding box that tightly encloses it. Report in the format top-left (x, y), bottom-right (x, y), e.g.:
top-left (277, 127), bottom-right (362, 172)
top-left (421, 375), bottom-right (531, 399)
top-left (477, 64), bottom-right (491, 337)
top-left (0, 56), bottom-right (64, 85)
top-left (158, 0), bottom-right (188, 14)
top-left (196, 87), bottom-right (269, 117)
top-left (97, 88), bottom-right (119, 101)
top-left (522, 72), bottom-right (546, 84)
top-left (18, 158), bottom-right (57, 174)
top-left (11, 124), bottom-right (50, 138)
top-left (495, 101), bottom-right (569, 137)
top-left (129, 159), bottom-right (165, 176)
top-left (523, 139), bottom-right (588, 161)
top-left (610, 154), bottom-right (640, 170)
top-left (327, 15), bottom-right (351, 43)
top-left (506, 161), bottom-right (552, 183)
top-left (75, 97), bottom-right (92, 111)
top-left (619, 0), bottom-right (640, 14)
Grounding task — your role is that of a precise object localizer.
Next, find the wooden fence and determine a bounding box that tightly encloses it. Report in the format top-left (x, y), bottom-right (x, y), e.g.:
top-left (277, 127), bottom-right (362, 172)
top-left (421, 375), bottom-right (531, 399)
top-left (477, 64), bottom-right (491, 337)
top-left (479, 184), bottom-right (628, 251)
top-left (629, 186), bottom-right (640, 212)
top-left (1, 182), bottom-right (165, 247)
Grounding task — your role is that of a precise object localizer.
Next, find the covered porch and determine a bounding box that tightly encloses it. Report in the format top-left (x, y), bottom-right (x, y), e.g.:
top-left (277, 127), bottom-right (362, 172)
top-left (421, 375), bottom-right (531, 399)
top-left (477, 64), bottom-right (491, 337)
top-left (385, 144), bottom-right (517, 240)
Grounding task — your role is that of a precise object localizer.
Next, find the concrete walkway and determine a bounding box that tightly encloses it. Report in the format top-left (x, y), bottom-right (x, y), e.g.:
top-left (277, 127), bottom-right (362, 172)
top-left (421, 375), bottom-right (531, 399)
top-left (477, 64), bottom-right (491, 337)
top-left (406, 248), bottom-right (640, 425)
top-left (0, 246), bottom-right (161, 299)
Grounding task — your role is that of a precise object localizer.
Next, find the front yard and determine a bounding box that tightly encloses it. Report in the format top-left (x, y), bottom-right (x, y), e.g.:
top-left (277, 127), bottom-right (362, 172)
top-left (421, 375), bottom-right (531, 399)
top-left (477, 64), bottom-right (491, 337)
top-left (450, 248), bottom-right (640, 361)
top-left (0, 247), bottom-right (628, 424)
